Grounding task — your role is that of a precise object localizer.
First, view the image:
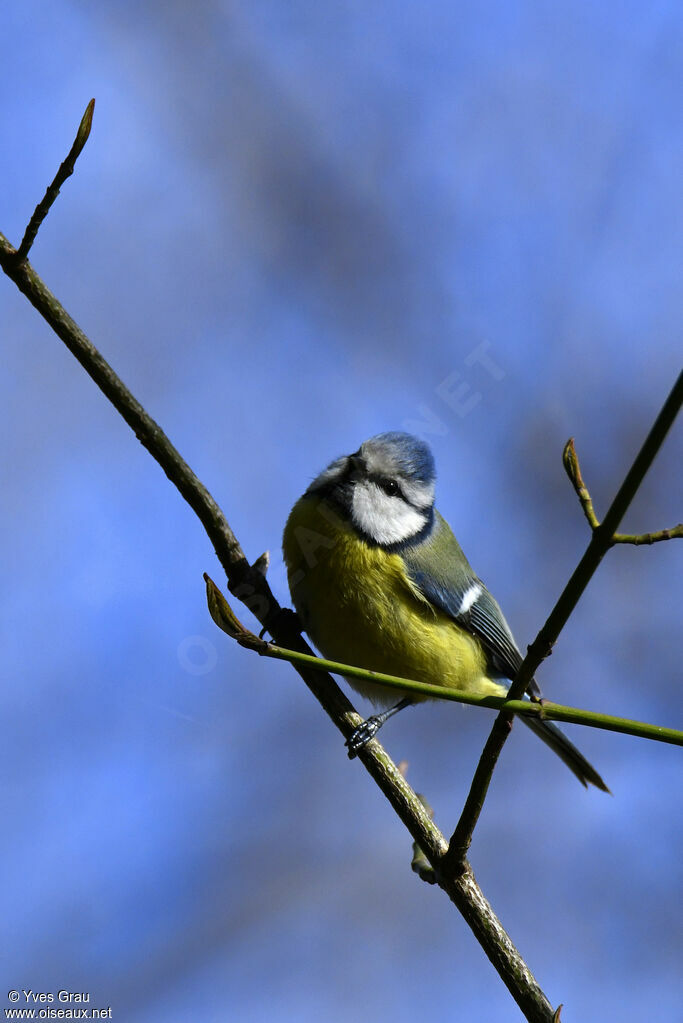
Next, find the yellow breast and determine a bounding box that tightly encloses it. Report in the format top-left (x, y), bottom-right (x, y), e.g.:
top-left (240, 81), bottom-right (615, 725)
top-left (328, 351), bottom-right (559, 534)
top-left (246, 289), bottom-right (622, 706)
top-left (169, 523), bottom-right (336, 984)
top-left (283, 496), bottom-right (498, 707)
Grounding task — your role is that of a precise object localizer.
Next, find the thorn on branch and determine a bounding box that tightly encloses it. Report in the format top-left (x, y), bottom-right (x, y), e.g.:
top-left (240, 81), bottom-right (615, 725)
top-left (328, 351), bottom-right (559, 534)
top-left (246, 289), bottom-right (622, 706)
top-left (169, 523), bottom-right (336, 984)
top-left (252, 551), bottom-right (270, 577)
top-left (14, 98), bottom-right (95, 263)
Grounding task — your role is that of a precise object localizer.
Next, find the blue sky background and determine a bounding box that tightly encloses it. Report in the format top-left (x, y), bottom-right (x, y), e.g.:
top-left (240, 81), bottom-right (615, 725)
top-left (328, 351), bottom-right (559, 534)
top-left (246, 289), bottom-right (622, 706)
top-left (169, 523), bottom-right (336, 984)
top-left (1, 3), bottom-right (681, 1020)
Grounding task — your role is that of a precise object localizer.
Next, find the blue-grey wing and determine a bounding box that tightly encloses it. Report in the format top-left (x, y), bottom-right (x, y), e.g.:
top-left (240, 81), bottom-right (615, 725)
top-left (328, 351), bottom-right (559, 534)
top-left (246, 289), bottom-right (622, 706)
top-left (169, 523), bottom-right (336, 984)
top-left (402, 514), bottom-right (541, 698)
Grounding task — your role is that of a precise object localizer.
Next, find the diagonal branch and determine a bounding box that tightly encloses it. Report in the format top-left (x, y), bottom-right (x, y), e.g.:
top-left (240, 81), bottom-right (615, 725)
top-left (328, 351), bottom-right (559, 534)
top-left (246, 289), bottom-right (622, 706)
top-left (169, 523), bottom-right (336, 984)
top-left (443, 370), bottom-right (683, 870)
top-left (522, 371), bottom-right (681, 683)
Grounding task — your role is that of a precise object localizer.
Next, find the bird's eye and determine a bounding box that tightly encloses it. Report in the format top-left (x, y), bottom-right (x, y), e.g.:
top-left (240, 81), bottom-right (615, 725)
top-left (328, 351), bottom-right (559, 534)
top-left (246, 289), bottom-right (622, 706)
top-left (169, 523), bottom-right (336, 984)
top-left (380, 478), bottom-right (400, 497)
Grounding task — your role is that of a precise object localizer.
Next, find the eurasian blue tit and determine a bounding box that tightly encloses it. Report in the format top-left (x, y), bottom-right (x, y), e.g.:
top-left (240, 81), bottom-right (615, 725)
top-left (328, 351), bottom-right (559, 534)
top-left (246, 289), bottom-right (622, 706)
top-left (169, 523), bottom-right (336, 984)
top-left (282, 431), bottom-right (608, 792)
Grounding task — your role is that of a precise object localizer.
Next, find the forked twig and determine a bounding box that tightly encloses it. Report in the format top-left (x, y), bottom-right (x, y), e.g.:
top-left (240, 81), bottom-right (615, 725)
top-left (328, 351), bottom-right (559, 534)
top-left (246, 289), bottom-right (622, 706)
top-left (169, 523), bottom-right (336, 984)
top-left (564, 437), bottom-right (682, 544)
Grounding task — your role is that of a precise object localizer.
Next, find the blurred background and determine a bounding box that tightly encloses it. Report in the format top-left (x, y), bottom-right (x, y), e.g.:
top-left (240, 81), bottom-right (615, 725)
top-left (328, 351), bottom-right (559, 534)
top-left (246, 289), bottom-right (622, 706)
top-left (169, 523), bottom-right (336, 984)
top-left (1, 3), bottom-right (681, 1020)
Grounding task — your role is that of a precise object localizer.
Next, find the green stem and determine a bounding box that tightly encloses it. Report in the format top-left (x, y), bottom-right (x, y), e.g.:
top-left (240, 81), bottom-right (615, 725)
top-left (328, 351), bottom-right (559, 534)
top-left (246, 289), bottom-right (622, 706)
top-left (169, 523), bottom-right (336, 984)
top-left (254, 643), bottom-right (683, 747)
top-left (612, 525), bottom-right (682, 545)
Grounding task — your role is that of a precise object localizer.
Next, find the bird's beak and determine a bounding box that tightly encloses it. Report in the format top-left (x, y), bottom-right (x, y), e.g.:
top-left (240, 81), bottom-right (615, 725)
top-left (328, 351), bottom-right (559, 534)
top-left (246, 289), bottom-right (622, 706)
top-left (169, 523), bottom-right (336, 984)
top-left (347, 452), bottom-right (366, 479)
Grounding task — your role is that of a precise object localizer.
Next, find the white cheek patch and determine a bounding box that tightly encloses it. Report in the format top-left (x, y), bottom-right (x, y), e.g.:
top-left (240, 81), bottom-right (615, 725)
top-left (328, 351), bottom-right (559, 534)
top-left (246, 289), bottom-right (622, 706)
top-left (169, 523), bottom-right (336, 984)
top-left (351, 481), bottom-right (427, 545)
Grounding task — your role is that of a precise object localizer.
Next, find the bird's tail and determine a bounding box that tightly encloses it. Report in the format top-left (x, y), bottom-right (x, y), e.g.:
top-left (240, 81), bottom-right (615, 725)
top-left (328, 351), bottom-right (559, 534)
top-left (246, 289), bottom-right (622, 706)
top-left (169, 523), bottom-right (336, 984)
top-left (522, 715), bottom-right (610, 792)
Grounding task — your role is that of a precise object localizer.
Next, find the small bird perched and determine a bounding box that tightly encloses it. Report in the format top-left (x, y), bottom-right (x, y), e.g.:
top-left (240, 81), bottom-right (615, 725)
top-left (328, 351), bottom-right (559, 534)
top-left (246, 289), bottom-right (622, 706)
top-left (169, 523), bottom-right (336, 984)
top-left (282, 431), bottom-right (608, 791)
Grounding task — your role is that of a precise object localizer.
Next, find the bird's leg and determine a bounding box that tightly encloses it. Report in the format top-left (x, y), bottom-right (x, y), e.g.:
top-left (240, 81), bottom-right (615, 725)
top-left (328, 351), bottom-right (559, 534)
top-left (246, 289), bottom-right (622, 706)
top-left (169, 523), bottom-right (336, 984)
top-left (345, 697), bottom-right (414, 758)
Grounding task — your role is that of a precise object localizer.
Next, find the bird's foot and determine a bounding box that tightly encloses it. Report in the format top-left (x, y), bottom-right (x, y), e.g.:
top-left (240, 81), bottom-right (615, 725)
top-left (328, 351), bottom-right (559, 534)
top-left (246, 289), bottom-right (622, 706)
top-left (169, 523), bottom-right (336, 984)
top-left (345, 716), bottom-right (383, 758)
top-left (345, 697), bottom-right (414, 758)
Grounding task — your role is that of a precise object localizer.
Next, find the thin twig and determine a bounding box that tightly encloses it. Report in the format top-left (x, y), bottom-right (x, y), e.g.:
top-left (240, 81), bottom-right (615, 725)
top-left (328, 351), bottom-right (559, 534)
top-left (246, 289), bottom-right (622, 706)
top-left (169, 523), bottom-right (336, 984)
top-left (446, 715), bottom-right (515, 865)
top-left (443, 371), bottom-right (683, 871)
top-left (14, 100), bottom-right (96, 262)
top-left (612, 526), bottom-right (682, 544)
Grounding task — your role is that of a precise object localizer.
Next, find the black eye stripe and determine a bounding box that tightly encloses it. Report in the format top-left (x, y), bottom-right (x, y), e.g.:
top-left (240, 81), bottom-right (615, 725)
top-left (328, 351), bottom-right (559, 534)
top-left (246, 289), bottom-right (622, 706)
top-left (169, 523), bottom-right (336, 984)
top-left (364, 472), bottom-right (425, 508)
top-left (365, 475), bottom-right (401, 497)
